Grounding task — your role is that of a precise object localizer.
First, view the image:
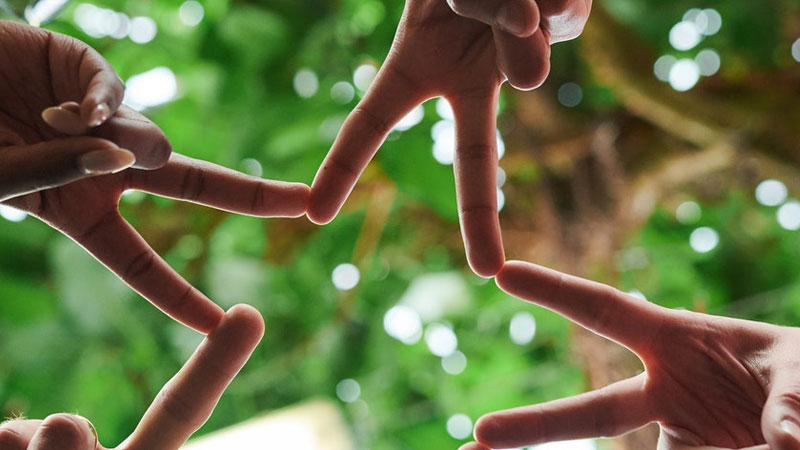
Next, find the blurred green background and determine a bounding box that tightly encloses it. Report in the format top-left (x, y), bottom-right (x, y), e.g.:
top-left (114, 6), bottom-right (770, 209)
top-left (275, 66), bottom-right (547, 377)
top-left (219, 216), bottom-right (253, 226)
top-left (1, 0), bottom-right (800, 448)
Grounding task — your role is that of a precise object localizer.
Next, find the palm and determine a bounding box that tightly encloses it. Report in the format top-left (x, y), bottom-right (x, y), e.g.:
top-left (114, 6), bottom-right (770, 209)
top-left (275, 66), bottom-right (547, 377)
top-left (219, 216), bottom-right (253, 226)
top-left (465, 261), bottom-right (800, 450)
top-left (646, 314), bottom-right (771, 448)
top-left (389, 0), bottom-right (502, 97)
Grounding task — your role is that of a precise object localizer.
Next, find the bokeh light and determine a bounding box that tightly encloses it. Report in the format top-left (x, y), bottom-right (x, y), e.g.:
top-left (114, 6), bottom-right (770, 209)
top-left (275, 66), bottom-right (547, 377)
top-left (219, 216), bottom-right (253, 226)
top-left (441, 351), bottom-right (467, 375)
top-left (330, 81), bottom-right (355, 104)
top-left (777, 201), bottom-right (800, 230)
top-left (353, 64), bottom-right (378, 91)
top-left (669, 21), bottom-right (702, 51)
top-left (129, 16), bottom-right (157, 44)
top-left (123, 67), bottom-right (178, 111)
top-left (393, 105), bottom-right (425, 131)
top-left (695, 49), bottom-right (721, 76)
top-left (755, 179), bottom-right (788, 206)
top-left (690, 227), bottom-right (719, 253)
top-left (509, 311), bottom-right (536, 345)
top-left (446, 414), bottom-right (472, 440)
top-left (669, 59), bottom-right (700, 91)
top-left (0, 205), bottom-right (27, 222)
top-left (335, 379), bottom-right (361, 403)
top-left (425, 323), bottom-right (458, 357)
top-left (179, 0), bottom-right (204, 27)
top-left (332, 263), bottom-right (360, 290)
top-left (676, 201), bottom-right (702, 224)
top-left (383, 305), bottom-right (423, 344)
top-left (293, 69), bottom-right (319, 98)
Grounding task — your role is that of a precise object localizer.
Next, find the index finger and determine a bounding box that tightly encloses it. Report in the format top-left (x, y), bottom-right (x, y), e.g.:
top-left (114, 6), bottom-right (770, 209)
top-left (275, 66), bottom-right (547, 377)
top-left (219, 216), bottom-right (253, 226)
top-left (125, 153), bottom-right (310, 218)
top-left (451, 90), bottom-right (505, 277)
top-left (495, 261), bottom-right (665, 350)
top-left (307, 63), bottom-right (427, 224)
top-left (123, 304), bottom-right (265, 450)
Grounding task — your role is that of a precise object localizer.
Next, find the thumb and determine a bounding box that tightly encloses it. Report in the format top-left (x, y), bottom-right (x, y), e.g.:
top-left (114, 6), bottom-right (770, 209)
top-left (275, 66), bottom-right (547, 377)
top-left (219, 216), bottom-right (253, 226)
top-left (762, 376), bottom-right (800, 450)
top-left (0, 137), bottom-right (135, 202)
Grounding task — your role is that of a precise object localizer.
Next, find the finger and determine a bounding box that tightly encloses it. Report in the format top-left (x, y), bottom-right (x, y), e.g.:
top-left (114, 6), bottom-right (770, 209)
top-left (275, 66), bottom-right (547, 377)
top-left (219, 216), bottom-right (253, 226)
top-left (761, 370), bottom-right (800, 450)
top-left (124, 304), bottom-right (265, 450)
top-left (42, 102), bottom-right (87, 136)
top-left (538, 0), bottom-right (592, 43)
top-left (475, 375), bottom-right (652, 448)
top-left (450, 90), bottom-right (505, 277)
top-left (495, 261), bottom-right (666, 350)
top-left (0, 420), bottom-right (41, 450)
top-left (75, 44), bottom-right (123, 127)
top-left (125, 154), bottom-right (310, 218)
top-left (48, 32), bottom-right (124, 127)
top-left (26, 414), bottom-right (96, 450)
top-left (0, 137), bottom-right (134, 202)
top-left (90, 105), bottom-right (172, 169)
top-left (494, 27), bottom-right (551, 90)
top-left (307, 64), bottom-right (428, 225)
top-left (447, 0), bottom-right (539, 37)
top-left (71, 211), bottom-right (224, 334)
top-left (458, 443), bottom-right (491, 450)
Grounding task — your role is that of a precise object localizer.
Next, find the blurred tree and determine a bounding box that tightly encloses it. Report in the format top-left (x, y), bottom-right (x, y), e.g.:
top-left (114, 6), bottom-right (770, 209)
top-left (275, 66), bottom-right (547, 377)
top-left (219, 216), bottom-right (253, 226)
top-left (1, 0), bottom-right (799, 449)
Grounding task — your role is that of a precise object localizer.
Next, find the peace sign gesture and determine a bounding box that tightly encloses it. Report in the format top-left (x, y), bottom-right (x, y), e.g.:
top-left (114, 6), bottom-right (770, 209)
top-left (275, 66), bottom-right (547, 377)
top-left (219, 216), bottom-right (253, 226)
top-left (307, 0), bottom-right (590, 276)
top-left (0, 304), bottom-right (264, 450)
top-left (462, 261), bottom-right (800, 450)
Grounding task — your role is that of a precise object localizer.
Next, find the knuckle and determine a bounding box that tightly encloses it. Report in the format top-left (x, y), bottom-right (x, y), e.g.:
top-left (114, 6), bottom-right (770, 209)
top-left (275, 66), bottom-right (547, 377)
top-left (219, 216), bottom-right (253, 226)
top-left (179, 164), bottom-right (206, 202)
top-left (350, 107), bottom-right (392, 138)
top-left (123, 249), bottom-right (157, 281)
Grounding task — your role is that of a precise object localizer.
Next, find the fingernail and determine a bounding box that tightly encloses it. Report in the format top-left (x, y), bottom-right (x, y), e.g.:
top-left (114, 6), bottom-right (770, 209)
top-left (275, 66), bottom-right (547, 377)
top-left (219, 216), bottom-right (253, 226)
top-left (42, 106), bottom-right (87, 136)
top-left (781, 419), bottom-right (800, 438)
top-left (89, 103), bottom-right (110, 127)
top-left (79, 148), bottom-right (135, 175)
top-left (58, 101), bottom-right (81, 114)
top-left (497, 3), bottom-right (528, 36)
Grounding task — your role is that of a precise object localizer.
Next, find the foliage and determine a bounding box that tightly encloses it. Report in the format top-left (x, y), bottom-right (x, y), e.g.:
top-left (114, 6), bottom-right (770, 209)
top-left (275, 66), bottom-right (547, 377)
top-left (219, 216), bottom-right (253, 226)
top-left (1, 0), bottom-right (800, 448)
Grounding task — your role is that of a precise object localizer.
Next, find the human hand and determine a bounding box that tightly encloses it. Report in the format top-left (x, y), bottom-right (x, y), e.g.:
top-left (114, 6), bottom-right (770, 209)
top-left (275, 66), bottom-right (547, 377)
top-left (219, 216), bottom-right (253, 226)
top-left (460, 261), bottom-right (800, 450)
top-left (0, 304), bottom-right (264, 450)
top-left (0, 21), bottom-right (310, 334)
top-left (307, 0), bottom-right (590, 277)
top-left (4, 152), bottom-right (309, 334)
top-left (0, 20), bottom-right (170, 200)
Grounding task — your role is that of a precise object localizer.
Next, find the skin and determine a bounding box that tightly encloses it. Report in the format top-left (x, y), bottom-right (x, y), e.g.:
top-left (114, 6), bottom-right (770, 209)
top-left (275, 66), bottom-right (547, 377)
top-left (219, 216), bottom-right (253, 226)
top-left (0, 21), bottom-right (311, 333)
top-left (307, 0), bottom-right (590, 277)
top-left (0, 304), bottom-right (265, 450)
top-left (458, 261), bottom-right (800, 450)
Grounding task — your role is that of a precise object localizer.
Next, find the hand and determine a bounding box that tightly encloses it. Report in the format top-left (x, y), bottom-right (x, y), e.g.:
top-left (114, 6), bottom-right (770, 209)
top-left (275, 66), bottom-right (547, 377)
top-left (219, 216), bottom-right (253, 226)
top-left (0, 21), bottom-right (310, 334)
top-left (0, 20), bottom-right (169, 200)
top-left (4, 153), bottom-right (309, 334)
top-left (460, 261), bottom-right (800, 450)
top-left (0, 304), bottom-right (264, 450)
top-left (307, 0), bottom-right (590, 277)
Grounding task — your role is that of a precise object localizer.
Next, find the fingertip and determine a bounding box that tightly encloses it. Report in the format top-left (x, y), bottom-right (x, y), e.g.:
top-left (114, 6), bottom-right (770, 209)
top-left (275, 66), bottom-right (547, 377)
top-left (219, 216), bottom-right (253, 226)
top-left (0, 427), bottom-right (26, 450)
top-left (458, 442), bottom-right (491, 450)
top-left (33, 414), bottom-right (95, 450)
top-left (42, 106), bottom-right (87, 136)
top-left (306, 192), bottom-right (338, 225)
top-left (281, 182), bottom-right (312, 218)
top-left (468, 251), bottom-right (505, 278)
top-left (223, 304), bottom-right (266, 343)
top-left (474, 413), bottom-right (503, 446)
